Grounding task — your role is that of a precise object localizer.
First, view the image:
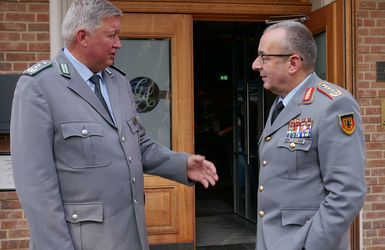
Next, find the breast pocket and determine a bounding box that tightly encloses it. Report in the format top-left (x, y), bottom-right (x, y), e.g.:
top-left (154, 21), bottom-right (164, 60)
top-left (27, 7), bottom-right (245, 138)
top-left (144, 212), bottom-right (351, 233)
top-left (61, 122), bottom-right (111, 168)
top-left (277, 138), bottom-right (312, 179)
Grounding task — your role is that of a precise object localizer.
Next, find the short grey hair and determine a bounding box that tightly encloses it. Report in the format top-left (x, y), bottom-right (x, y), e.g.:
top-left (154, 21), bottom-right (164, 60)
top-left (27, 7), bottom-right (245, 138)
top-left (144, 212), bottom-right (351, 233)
top-left (265, 20), bottom-right (317, 70)
top-left (61, 0), bottom-right (123, 46)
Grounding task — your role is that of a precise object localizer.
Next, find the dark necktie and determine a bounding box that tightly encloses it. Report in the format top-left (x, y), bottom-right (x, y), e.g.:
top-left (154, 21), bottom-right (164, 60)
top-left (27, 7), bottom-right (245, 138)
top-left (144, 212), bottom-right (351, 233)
top-left (89, 74), bottom-right (113, 121)
top-left (271, 101), bottom-right (284, 125)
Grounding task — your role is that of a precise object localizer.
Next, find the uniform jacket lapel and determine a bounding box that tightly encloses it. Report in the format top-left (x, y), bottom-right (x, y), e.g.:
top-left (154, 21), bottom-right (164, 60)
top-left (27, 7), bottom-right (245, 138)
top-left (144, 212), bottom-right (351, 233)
top-left (54, 52), bottom-right (116, 127)
top-left (265, 73), bottom-right (320, 136)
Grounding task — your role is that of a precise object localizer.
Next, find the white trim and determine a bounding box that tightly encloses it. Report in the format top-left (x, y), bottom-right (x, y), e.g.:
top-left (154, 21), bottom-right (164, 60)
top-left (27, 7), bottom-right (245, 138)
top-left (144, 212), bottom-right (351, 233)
top-left (49, 0), bottom-right (73, 58)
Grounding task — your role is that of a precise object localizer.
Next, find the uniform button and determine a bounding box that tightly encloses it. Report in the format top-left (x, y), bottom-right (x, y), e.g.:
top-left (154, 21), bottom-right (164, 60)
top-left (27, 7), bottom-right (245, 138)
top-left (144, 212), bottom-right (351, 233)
top-left (258, 211), bottom-right (265, 217)
top-left (121, 136), bottom-right (126, 142)
top-left (128, 156), bottom-right (132, 163)
top-left (265, 136), bottom-right (271, 142)
top-left (132, 177), bottom-right (136, 183)
top-left (134, 199), bottom-right (138, 204)
top-left (258, 185), bottom-right (264, 192)
top-left (262, 160), bottom-right (267, 167)
top-left (289, 142), bottom-right (296, 149)
top-left (72, 213), bottom-right (78, 220)
top-left (81, 129), bottom-right (88, 135)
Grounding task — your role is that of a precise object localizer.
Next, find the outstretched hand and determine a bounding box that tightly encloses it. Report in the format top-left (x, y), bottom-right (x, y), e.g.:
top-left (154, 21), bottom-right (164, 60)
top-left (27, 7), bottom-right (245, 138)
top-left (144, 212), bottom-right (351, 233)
top-left (187, 155), bottom-right (219, 188)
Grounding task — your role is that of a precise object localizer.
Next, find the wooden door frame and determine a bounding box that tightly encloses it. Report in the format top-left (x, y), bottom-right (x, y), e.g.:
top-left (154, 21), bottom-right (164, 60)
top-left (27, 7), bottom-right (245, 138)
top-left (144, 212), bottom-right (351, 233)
top-left (113, 1), bottom-right (359, 249)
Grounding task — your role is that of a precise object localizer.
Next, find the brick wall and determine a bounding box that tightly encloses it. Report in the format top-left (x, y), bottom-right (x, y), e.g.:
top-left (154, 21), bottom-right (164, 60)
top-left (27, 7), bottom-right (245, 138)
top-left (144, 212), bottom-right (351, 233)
top-left (0, 1), bottom-right (49, 249)
top-left (0, 0), bottom-right (50, 74)
top-left (357, 1), bottom-right (385, 249)
top-left (1, 0), bottom-right (385, 249)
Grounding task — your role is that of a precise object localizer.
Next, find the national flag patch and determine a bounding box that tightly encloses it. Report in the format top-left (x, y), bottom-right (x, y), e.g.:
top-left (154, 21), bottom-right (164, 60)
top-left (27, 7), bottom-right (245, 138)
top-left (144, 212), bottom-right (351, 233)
top-left (339, 112), bottom-right (355, 135)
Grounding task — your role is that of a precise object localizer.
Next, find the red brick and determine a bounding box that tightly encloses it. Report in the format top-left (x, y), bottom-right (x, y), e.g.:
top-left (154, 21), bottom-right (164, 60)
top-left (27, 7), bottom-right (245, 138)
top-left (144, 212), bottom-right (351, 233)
top-left (0, 230), bottom-right (7, 239)
top-left (5, 13), bottom-right (35, 22)
top-left (35, 52), bottom-right (49, 61)
top-left (36, 13), bottom-right (49, 22)
top-left (13, 63), bottom-right (30, 72)
top-left (29, 42), bottom-right (49, 52)
top-left (0, 32), bottom-right (21, 41)
top-left (372, 237), bottom-right (385, 245)
top-left (28, 23), bottom-right (48, 32)
top-left (371, 46), bottom-right (385, 54)
top-left (0, 210), bottom-right (23, 219)
top-left (0, 239), bottom-right (29, 249)
top-left (0, 23), bottom-right (27, 32)
top-left (370, 28), bottom-right (385, 36)
top-left (0, 42), bottom-right (28, 51)
top-left (372, 219), bottom-right (385, 228)
top-left (0, 62), bottom-right (12, 71)
top-left (36, 33), bottom-right (49, 41)
top-left (8, 229), bottom-right (30, 238)
top-left (0, 3), bottom-right (27, 12)
top-left (0, 200), bottom-right (22, 210)
top-left (6, 53), bottom-right (35, 61)
top-left (28, 3), bottom-right (49, 12)
top-left (21, 33), bottom-right (36, 41)
top-left (360, 1), bottom-right (377, 9)
top-left (0, 192), bottom-right (18, 201)
top-left (370, 10), bottom-right (385, 18)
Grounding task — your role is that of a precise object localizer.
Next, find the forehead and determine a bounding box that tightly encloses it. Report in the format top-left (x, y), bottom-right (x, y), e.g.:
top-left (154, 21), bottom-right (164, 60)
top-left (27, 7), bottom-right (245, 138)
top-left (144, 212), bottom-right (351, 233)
top-left (98, 16), bottom-right (121, 31)
top-left (258, 28), bottom-right (286, 51)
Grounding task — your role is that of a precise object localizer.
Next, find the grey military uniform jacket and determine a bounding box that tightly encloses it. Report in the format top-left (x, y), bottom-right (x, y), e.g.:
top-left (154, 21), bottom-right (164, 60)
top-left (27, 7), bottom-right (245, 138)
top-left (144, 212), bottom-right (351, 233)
top-left (256, 73), bottom-right (366, 250)
top-left (11, 51), bottom-right (190, 250)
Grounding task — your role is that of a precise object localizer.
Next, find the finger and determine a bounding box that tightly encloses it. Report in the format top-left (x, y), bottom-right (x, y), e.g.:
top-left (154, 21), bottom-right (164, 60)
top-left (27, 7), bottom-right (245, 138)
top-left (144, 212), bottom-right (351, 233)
top-left (200, 178), bottom-right (209, 188)
top-left (203, 174), bottom-right (217, 187)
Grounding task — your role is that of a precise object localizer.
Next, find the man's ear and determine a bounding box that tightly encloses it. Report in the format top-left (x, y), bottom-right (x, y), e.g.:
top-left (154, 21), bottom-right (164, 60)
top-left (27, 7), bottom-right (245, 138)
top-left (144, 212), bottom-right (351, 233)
top-left (288, 54), bottom-right (302, 74)
top-left (76, 29), bottom-right (88, 47)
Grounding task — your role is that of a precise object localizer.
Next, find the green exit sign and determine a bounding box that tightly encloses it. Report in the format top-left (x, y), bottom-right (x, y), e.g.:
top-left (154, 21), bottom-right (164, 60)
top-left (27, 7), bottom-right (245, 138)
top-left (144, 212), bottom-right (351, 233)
top-left (219, 75), bottom-right (228, 81)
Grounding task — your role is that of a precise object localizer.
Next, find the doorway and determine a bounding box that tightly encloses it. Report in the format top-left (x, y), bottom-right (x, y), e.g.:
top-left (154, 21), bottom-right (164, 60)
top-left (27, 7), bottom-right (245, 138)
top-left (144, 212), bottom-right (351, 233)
top-left (193, 21), bottom-right (273, 248)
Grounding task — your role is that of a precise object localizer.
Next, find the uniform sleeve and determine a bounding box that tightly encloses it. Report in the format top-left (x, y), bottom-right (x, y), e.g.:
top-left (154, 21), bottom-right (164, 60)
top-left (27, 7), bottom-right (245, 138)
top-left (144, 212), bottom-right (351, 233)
top-left (304, 94), bottom-right (366, 249)
top-left (129, 97), bottom-right (190, 185)
top-left (11, 76), bottom-right (75, 250)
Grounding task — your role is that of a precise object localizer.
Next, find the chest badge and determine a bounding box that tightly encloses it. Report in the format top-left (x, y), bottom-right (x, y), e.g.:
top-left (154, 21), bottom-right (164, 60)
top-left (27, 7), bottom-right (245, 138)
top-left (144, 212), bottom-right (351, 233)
top-left (287, 118), bottom-right (313, 138)
top-left (339, 112), bottom-right (355, 135)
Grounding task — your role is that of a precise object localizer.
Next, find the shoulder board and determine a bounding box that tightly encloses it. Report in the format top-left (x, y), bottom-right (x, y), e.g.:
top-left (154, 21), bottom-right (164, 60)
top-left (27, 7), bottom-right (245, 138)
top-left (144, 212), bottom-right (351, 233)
top-left (317, 82), bottom-right (343, 100)
top-left (108, 65), bottom-right (126, 76)
top-left (23, 60), bottom-right (52, 76)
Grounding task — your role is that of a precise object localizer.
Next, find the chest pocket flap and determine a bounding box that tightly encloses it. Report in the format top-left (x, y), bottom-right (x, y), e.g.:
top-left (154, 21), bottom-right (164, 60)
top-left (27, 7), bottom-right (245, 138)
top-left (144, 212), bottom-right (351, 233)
top-left (62, 122), bottom-right (103, 139)
top-left (277, 138), bottom-right (312, 152)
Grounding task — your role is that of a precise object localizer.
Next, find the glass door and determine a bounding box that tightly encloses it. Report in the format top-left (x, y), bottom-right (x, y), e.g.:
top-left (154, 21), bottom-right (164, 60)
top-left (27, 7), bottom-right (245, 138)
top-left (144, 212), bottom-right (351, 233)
top-left (232, 25), bottom-right (264, 222)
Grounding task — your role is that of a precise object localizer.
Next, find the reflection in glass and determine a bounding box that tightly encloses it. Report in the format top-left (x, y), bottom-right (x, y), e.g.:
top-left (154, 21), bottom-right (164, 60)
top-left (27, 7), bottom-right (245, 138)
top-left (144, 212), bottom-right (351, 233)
top-left (115, 39), bottom-right (171, 147)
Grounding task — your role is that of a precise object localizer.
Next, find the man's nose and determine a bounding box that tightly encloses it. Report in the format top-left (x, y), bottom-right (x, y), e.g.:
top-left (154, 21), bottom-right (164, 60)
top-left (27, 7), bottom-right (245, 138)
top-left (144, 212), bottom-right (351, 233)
top-left (252, 58), bottom-right (262, 71)
top-left (115, 36), bottom-right (122, 48)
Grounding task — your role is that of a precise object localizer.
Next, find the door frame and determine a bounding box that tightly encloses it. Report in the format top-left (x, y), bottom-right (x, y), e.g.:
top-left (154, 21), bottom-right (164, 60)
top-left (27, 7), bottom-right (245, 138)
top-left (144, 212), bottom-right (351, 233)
top-left (113, 1), bottom-right (359, 249)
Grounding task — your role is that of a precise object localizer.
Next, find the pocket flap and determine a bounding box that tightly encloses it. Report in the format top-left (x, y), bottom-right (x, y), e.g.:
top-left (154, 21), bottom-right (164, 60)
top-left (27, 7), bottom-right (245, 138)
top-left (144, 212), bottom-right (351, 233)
top-left (277, 138), bottom-right (312, 151)
top-left (63, 202), bottom-right (103, 223)
top-left (127, 118), bottom-right (140, 134)
top-left (282, 208), bottom-right (317, 226)
top-left (61, 123), bottom-right (103, 139)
